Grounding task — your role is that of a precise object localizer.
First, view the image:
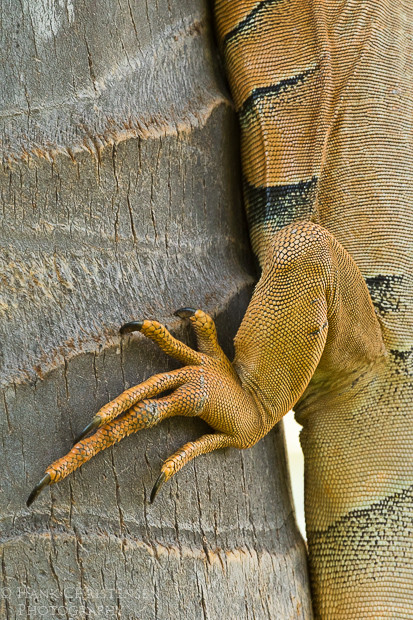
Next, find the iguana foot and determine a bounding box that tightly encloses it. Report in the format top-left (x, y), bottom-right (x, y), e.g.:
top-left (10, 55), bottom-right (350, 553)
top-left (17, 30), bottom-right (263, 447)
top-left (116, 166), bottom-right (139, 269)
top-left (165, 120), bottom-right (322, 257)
top-left (27, 309), bottom-right (263, 506)
top-left (27, 222), bottom-right (383, 508)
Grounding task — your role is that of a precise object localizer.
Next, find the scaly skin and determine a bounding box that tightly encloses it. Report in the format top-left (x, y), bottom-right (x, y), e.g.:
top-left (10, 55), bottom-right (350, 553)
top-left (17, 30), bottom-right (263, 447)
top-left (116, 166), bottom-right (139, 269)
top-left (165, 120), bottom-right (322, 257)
top-left (29, 220), bottom-right (382, 491)
top-left (28, 0), bottom-right (413, 617)
top-left (214, 0), bottom-right (413, 615)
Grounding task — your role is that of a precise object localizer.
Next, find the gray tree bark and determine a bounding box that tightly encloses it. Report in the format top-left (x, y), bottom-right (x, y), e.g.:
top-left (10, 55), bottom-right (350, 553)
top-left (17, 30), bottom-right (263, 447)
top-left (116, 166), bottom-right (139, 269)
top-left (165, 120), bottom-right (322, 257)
top-left (0, 1), bottom-right (312, 618)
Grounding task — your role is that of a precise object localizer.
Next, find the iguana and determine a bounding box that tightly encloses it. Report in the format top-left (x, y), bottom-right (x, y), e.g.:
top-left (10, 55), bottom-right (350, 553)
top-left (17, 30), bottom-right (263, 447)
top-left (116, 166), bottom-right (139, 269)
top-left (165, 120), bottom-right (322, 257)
top-left (27, 0), bottom-right (413, 617)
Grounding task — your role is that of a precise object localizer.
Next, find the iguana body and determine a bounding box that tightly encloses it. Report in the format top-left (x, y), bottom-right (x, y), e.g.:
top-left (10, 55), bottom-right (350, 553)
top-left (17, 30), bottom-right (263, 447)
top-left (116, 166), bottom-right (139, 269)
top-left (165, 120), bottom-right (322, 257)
top-left (28, 0), bottom-right (413, 617)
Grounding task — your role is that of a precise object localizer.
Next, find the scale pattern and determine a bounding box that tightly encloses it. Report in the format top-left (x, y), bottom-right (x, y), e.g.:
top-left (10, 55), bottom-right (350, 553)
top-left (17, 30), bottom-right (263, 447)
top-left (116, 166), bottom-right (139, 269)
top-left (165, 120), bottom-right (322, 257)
top-left (214, 0), bottom-right (413, 616)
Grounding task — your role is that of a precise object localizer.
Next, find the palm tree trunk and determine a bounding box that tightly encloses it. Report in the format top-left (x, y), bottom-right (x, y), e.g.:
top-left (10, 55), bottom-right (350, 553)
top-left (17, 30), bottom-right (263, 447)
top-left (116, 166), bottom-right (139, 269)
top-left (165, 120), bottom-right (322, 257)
top-left (0, 1), bottom-right (312, 617)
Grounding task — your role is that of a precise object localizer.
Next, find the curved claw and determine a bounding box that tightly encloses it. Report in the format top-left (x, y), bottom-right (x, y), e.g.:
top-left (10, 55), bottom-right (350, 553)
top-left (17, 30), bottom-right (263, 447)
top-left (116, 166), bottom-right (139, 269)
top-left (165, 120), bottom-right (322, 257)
top-left (174, 307), bottom-right (197, 319)
top-left (73, 415), bottom-right (101, 445)
top-left (26, 473), bottom-right (51, 507)
top-left (150, 471), bottom-right (167, 504)
top-left (119, 321), bottom-right (144, 335)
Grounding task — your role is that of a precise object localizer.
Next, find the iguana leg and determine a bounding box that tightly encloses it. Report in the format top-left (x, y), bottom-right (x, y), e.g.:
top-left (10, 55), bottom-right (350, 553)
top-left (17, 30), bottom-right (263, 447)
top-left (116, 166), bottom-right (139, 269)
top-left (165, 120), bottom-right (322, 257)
top-left (28, 221), bottom-right (384, 510)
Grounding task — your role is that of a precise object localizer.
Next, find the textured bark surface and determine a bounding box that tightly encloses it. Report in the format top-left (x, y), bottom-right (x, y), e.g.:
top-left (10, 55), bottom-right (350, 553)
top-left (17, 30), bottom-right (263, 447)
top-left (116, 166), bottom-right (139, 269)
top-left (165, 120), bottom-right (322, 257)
top-left (0, 1), bottom-right (312, 618)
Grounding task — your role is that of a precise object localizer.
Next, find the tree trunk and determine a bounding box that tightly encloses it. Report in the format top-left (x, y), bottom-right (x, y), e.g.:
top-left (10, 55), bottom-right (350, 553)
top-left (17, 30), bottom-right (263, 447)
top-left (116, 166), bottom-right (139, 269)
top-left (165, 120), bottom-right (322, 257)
top-left (0, 1), bottom-right (312, 618)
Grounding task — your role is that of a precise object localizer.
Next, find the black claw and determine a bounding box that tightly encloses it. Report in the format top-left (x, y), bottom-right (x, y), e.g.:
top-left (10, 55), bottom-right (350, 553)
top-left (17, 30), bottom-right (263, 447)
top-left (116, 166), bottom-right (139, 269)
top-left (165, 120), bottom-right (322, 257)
top-left (174, 307), bottom-right (197, 319)
top-left (119, 321), bottom-right (144, 335)
top-left (150, 472), bottom-right (166, 504)
top-left (73, 415), bottom-right (101, 445)
top-left (26, 473), bottom-right (51, 507)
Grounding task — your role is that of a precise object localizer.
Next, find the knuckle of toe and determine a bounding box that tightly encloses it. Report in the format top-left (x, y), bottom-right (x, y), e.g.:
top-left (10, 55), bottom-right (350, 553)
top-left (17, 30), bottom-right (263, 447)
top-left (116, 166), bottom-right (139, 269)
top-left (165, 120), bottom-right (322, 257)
top-left (139, 400), bottom-right (159, 423)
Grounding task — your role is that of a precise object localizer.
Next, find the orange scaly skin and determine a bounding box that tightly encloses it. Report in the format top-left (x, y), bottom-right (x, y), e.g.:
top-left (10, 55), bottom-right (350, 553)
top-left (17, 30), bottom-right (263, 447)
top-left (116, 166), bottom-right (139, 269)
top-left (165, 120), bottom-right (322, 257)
top-left (30, 220), bottom-right (382, 493)
top-left (28, 0), bottom-right (413, 617)
top-left (31, 222), bottom-right (373, 475)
